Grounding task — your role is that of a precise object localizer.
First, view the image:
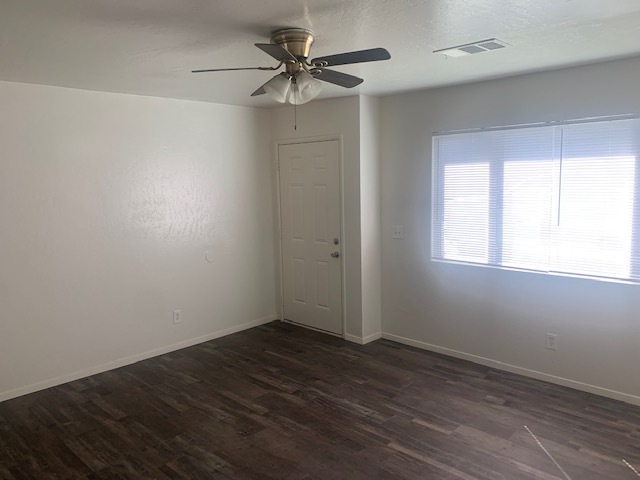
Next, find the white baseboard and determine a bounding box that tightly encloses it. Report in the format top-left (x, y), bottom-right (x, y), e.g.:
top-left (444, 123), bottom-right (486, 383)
top-left (344, 332), bottom-right (383, 345)
top-left (8, 320), bottom-right (635, 408)
top-left (0, 315), bottom-right (277, 403)
top-left (343, 333), bottom-right (362, 344)
top-left (364, 332), bottom-right (383, 344)
top-left (382, 332), bottom-right (640, 407)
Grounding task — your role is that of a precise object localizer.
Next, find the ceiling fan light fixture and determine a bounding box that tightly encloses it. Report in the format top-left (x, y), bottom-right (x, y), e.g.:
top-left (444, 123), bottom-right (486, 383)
top-left (264, 73), bottom-right (291, 103)
top-left (288, 71), bottom-right (323, 105)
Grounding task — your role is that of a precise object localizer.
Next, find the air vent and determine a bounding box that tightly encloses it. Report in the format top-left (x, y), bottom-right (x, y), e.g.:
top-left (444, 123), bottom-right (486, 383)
top-left (434, 38), bottom-right (508, 58)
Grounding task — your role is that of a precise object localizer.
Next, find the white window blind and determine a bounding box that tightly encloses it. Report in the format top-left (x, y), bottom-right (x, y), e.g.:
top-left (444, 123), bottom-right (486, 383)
top-left (431, 117), bottom-right (640, 283)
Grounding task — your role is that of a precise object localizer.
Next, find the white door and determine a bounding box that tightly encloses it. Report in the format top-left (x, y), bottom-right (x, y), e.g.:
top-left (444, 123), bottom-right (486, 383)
top-left (279, 140), bottom-right (342, 334)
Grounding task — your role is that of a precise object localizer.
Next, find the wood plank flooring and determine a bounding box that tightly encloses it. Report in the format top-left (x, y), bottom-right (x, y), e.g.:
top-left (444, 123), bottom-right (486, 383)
top-left (1, 321), bottom-right (640, 479)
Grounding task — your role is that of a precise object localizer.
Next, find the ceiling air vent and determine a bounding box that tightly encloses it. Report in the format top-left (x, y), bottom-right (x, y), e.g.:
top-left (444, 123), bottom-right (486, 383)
top-left (434, 38), bottom-right (508, 58)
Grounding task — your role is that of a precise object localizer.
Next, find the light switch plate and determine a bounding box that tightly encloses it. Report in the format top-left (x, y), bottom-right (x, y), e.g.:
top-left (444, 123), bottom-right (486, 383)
top-left (392, 226), bottom-right (404, 239)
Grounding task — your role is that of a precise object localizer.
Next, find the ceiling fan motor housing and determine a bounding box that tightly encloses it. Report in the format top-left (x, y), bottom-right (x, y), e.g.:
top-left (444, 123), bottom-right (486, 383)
top-left (271, 28), bottom-right (315, 60)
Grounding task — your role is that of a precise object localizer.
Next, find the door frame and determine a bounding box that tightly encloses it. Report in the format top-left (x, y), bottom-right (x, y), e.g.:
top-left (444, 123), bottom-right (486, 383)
top-left (273, 135), bottom-right (346, 338)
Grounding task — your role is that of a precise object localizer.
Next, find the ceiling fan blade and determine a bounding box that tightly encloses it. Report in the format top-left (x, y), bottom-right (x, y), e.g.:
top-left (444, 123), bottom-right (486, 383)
top-left (315, 68), bottom-right (364, 88)
top-left (255, 43), bottom-right (297, 63)
top-left (251, 85), bottom-right (266, 97)
top-left (311, 48), bottom-right (390, 67)
top-left (192, 67), bottom-right (265, 73)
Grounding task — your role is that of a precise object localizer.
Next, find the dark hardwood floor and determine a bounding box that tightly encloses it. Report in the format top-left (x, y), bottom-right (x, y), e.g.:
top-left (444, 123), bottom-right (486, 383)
top-left (1, 321), bottom-right (639, 479)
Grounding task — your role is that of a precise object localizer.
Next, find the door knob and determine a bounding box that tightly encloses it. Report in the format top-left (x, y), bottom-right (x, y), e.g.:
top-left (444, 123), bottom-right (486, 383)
top-left (331, 251), bottom-right (340, 258)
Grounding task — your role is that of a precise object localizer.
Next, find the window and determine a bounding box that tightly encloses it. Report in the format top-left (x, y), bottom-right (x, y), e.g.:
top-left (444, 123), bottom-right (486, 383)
top-left (431, 117), bottom-right (640, 283)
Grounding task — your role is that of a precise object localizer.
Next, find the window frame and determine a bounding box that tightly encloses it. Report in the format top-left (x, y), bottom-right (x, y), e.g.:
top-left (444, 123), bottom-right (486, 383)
top-left (431, 116), bottom-right (640, 284)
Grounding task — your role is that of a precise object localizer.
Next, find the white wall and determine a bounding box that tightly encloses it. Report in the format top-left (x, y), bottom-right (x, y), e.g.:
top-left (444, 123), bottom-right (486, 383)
top-left (271, 97), bottom-right (364, 338)
top-left (0, 81), bottom-right (277, 401)
top-left (359, 96), bottom-right (382, 339)
top-left (10, 54), bottom-right (636, 404)
top-left (380, 56), bottom-right (640, 404)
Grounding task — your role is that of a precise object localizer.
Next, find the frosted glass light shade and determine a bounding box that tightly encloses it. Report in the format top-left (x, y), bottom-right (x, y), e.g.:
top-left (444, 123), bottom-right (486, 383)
top-left (288, 71), bottom-right (323, 105)
top-left (264, 73), bottom-right (291, 103)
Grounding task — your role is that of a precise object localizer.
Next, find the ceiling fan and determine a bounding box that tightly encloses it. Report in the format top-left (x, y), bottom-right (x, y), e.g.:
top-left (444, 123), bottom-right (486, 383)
top-left (192, 28), bottom-right (391, 104)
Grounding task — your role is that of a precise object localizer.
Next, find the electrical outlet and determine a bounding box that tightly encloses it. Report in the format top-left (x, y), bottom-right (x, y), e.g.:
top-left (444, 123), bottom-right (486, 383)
top-left (392, 226), bottom-right (404, 239)
top-left (173, 310), bottom-right (182, 324)
top-left (546, 333), bottom-right (557, 350)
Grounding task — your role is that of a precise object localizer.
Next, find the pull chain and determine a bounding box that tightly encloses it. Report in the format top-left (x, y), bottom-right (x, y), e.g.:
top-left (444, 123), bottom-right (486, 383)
top-left (293, 81), bottom-right (298, 130)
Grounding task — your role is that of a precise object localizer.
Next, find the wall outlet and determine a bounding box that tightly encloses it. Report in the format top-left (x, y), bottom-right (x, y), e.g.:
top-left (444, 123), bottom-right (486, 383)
top-left (546, 333), bottom-right (557, 350)
top-left (173, 310), bottom-right (182, 324)
top-left (392, 226), bottom-right (404, 239)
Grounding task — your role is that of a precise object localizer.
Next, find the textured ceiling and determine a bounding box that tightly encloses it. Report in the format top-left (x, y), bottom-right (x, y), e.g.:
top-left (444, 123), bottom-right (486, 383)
top-left (1, 0), bottom-right (640, 107)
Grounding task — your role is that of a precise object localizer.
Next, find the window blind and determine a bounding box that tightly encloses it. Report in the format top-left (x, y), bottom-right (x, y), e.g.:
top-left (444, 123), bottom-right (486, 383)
top-left (431, 117), bottom-right (640, 283)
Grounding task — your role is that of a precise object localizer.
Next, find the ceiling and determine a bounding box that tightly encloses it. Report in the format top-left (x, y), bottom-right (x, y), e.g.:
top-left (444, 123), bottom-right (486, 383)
top-left (2, 0), bottom-right (640, 107)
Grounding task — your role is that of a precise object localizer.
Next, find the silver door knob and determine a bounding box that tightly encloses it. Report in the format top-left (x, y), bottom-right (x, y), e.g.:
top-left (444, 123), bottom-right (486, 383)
top-left (331, 251), bottom-right (340, 258)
